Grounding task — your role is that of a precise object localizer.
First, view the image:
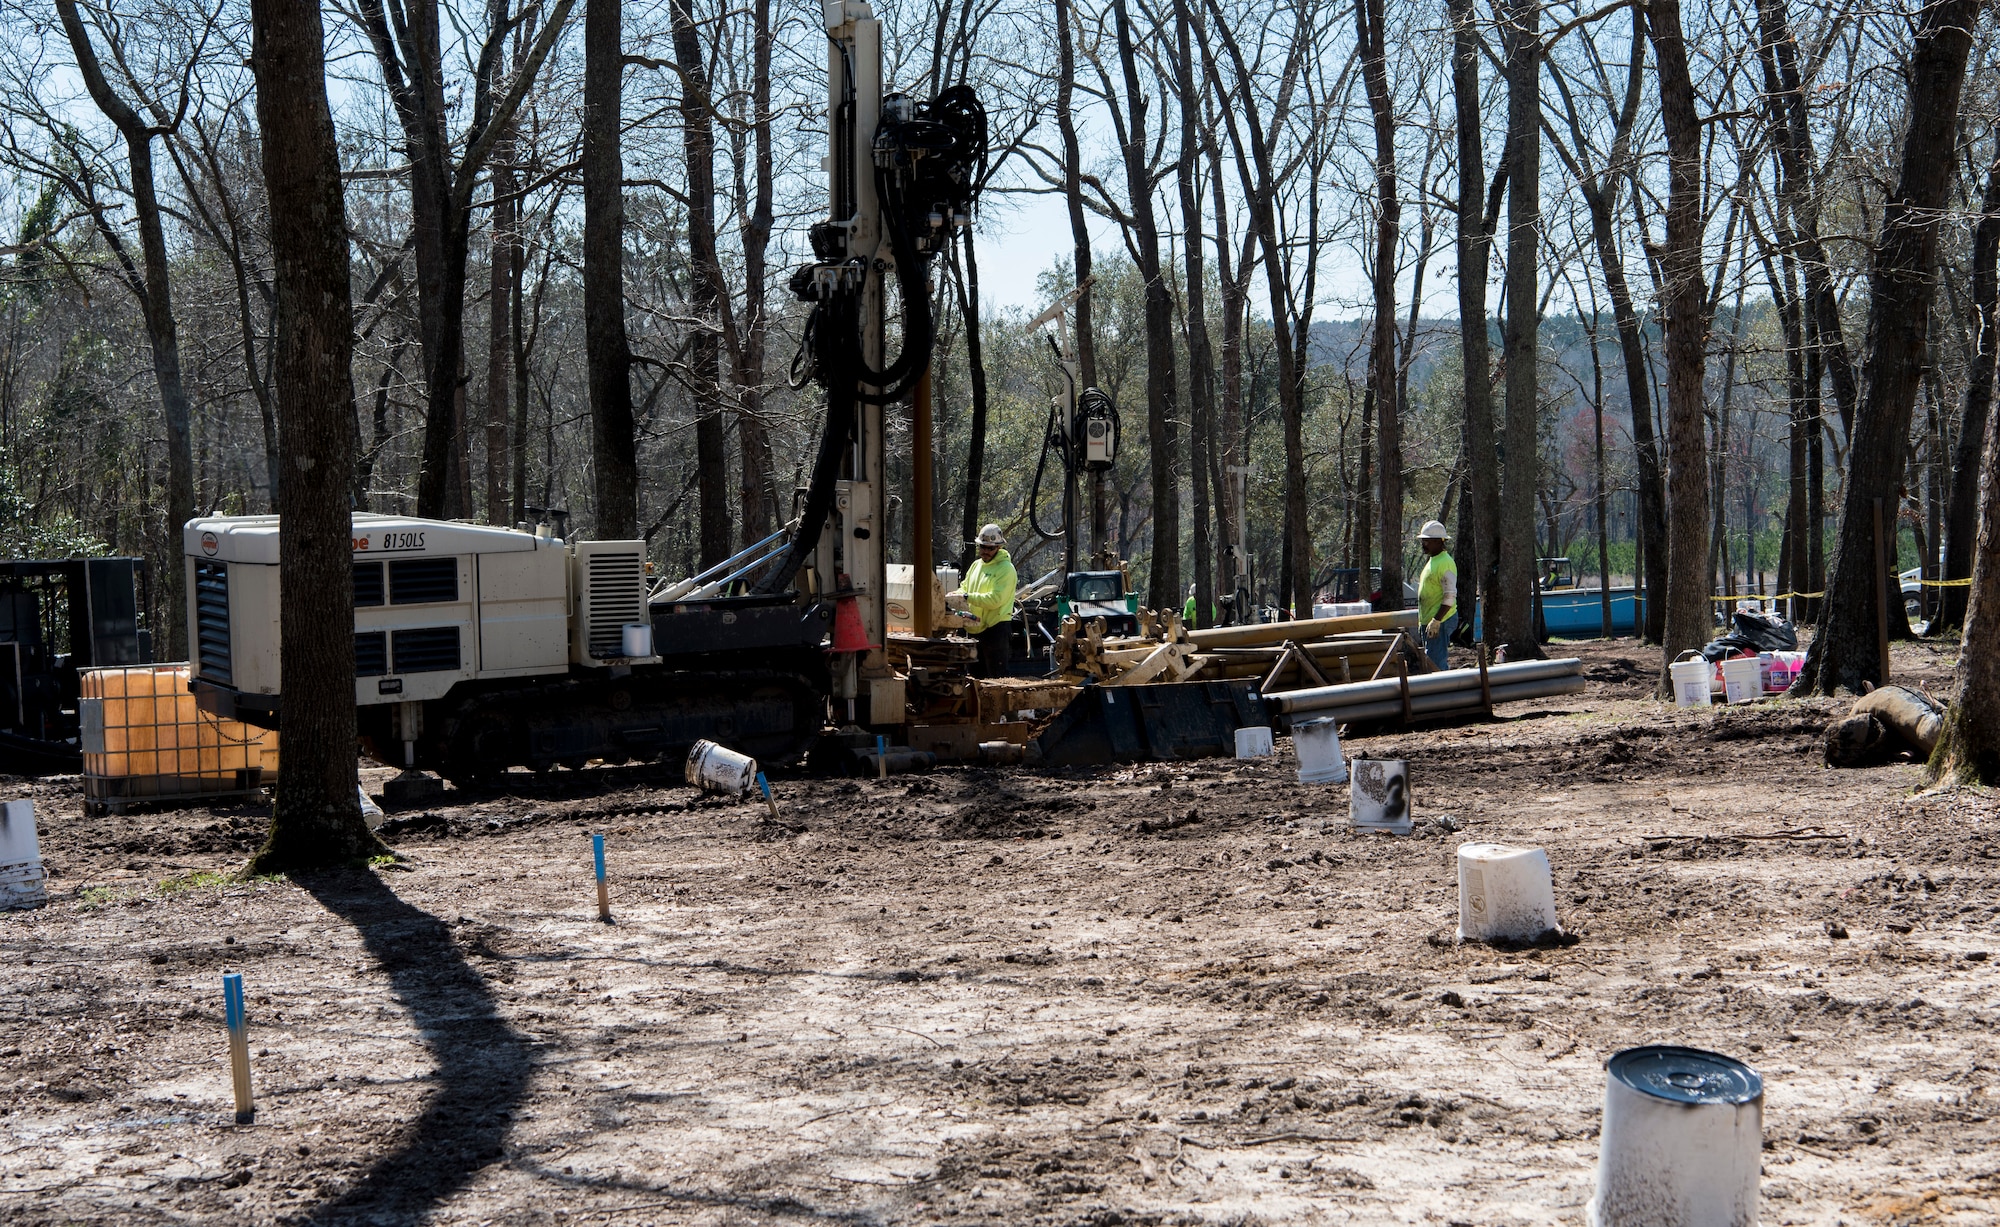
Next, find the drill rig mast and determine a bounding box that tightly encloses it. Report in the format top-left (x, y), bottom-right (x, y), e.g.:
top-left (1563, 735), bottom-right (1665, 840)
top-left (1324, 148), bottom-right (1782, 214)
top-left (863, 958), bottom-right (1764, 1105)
top-left (764, 0), bottom-right (985, 722)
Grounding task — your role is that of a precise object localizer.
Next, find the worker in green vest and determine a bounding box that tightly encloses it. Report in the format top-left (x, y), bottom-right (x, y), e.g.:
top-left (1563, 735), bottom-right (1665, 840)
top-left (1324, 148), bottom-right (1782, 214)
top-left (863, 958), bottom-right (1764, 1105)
top-left (948, 523), bottom-right (1017, 677)
top-left (1183, 584), bottom-right (1197, 629)
top-left (1416, 519), bottom-right (1458, 669)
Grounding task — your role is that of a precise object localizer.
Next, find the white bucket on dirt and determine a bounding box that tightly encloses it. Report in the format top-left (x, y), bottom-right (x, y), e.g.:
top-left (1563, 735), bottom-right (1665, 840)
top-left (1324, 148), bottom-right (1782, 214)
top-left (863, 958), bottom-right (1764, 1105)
top-left (1588, 1045), bottom-right (1763, 1227)
top-left (1720, 656), bottom-right (1762, 705)
top-left (1456, 843), bottom-right (1559, 942)
top-left (0, 859), bottom-right (46, 910)
top-left (1235, 726), bottom-right (1274, 759)
top-left (0, 799), bottom-right (37, 864)
top-left (0, 799), bottom-right (44, 910)
top-left (622, 622), bottom-right (654, 658)
top-left (686, 739), bottom-right (757, 796)
top-left (1292, 718), bottom-right (1347, 785)
top-left (1349, 758), bottom-right (1410, 835)
top-left (1668, 656), bottom-right (1711, 708)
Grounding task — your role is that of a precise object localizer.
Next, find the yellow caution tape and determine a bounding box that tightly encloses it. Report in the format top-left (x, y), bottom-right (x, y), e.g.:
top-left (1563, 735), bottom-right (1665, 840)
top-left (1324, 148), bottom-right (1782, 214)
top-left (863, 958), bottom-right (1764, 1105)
top-left (1704, 577), bottom-right (1969, 603)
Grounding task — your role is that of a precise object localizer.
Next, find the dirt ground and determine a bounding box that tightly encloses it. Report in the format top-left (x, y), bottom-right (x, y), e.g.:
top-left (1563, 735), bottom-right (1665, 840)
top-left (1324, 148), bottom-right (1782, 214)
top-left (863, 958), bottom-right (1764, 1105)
top-left (3, 638), bottom-right (1997, 1226)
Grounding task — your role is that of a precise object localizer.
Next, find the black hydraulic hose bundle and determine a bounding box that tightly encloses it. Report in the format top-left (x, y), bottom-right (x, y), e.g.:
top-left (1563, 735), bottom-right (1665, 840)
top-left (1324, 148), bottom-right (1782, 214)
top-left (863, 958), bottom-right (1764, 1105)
top-left (760, 79), bottom-right (986, 597)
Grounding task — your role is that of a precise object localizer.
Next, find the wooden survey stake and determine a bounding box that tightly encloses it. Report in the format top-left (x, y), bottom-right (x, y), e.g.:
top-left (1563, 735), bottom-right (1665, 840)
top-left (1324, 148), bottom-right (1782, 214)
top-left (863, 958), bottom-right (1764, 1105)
top-left (222, 972), bottom-right (253, 1123)
top-left (593, 834), bottom-right (610, 923)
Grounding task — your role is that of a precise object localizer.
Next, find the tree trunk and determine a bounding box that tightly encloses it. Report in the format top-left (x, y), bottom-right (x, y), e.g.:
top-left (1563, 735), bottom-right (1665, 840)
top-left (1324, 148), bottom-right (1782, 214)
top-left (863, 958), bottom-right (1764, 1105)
top-left (1202, 0), bottom-right (1308, 617)
top-left (247, 0), bottom-right (381, 870)
top-left (1803, 0), bottom-right (1979, 694)
top-left (485, 95), bottom-right (515, 526)
top-left (1775, 251), bottom-right (1811, 625)
top-left (1448, 0), bottom-right (1499, 643)
top-left (732, 0), bottom-right (777, 545)
top-left (1492, 0), bottom-right (1542, 659)
top-left (1055, 0), bottom-right (1104, 555)
top-left (1941, 146), bottom-right (2000, 629)
top-left (1357, 386), bottom-right (1374, 589)
top-left (1755, 0), bottom-right (1860, 439)
top-left (1173, 0), bottom-right (1214, 627)
top-left (1928, 308), bottom-right (2000, 784)
top-left (1589, 313), bottom-right (1612, 636)
top-left (55, 0), bottom-right (193, 658)
top-left (1359, 0), bottom-right (1401, 610)
top-left (1647, 0), bottom-right (1713, 693)
top-left (355, 0), bottom-right (569, 522)
top-left (1567, 11), bottom-right (1665, 641)
top-left (1111, 0), bottom-right (1181, 610)
top-left (670, 0), bottom-right (731, 563)
top-left (586, 0), bottom-right (638, 538)
top-left (1211, 138), bottom-right (1251, 594)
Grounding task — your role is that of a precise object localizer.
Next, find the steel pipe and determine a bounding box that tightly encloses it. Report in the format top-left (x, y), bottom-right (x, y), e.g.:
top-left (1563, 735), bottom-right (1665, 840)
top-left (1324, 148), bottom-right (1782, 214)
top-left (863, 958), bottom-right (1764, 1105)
top-left (1267, 658), bottom-right (1582, 714)
top-left (1283, 674), bottom-right (1587, 724)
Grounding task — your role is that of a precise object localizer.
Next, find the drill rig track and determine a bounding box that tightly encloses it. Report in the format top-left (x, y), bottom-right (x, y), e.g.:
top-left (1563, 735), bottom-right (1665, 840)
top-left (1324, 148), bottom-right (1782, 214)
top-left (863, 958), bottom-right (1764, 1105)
top-left (423, 667), bottom-right (823, 786)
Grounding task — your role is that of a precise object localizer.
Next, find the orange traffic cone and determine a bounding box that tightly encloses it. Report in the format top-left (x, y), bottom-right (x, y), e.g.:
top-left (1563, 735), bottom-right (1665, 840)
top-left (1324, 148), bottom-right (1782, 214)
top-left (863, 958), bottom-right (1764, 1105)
top-left (831, 595), bottom-right (874, 652)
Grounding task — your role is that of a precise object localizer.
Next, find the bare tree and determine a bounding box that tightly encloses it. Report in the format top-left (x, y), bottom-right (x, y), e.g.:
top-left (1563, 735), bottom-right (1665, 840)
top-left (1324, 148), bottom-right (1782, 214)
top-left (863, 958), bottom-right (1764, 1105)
top-left (246, 0), bottom-right (381, 869)
top-left (1357, 0), bottom-right (1401, 609)
top-left (669, 0), bottom-right (731, 562)
top-left (1546, 11), bottom-right (1664, 642)
top-left (1941, 145), bottom-right (2000, 628)
top-left (352, 0), bottom-right (572, 521)
top-left (1171, 0), bottom-right (1216, 624)
top-left (52, 0), bottom-right (201, 656)
top-left (1645, 0), bottom-right (1712, 690)
top-left (1108, 0), bottom-right (1180, 609)
top-left (1447, 0), bottom-right (1501, 641)
top-left (1929, 299), bottom-right (2000, 783)
top-left (1203, 0), bottom-right (1313, 616)
top-left (1803, 0), bottom-right (1981, 694)
top-left (1490, 0), bottom-right (1542, 657)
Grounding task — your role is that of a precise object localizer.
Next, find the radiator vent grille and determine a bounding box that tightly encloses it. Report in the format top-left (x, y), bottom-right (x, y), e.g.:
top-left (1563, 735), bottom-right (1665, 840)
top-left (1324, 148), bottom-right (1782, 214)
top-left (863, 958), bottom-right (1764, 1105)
top-left (353, 562), bottom-right (384, 607)
top-left (586, 552), bottom-right (645, 658)
top-left (354, 631), bottom-right (388, 677)
top-left (193, 561), bottom-right (231, 685)
top-left (389, 558), bottom-right (459, 605)
top-left (392, 626), bottom-right (462, 674)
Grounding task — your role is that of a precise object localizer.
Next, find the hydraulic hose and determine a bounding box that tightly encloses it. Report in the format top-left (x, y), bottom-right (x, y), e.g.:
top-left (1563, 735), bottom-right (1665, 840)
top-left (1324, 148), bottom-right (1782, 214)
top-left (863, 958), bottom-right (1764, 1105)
top-left (756, 312), bottom-right (859, 596)
top-left (847, 168), bottom-right (933, 403)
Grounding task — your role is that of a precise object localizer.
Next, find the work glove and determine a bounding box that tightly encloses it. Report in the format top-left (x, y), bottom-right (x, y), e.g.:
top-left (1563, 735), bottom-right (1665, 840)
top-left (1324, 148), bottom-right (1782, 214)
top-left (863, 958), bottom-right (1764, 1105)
top-left (1425, 618), bottom-right (1442, 639)
top-left (944, 589), bottom-right (969, 610)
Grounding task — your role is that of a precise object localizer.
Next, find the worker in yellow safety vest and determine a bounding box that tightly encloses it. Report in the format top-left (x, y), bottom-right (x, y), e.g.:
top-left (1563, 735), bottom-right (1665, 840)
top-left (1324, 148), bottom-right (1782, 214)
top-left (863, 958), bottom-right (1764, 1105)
top-left (948, 523), bottom-right (1017, 677)
top-left (1416, 519), bottom-right (1458, 669)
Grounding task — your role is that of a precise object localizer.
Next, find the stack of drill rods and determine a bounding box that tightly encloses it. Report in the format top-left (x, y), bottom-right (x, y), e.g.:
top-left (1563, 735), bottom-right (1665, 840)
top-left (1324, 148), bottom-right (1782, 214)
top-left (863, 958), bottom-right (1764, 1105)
top-left (1185, 609), bottom-right (1421, 648)
top-left (1187, 636), bottom-right (1399, 680)
top-left (1268, 657), bottom-right (1585, 718)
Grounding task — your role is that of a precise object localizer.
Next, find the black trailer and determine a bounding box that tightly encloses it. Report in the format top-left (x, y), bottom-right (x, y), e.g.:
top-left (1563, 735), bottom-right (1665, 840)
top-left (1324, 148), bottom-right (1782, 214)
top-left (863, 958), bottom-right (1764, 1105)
top-left (0, 558), bottom-right (151, 773)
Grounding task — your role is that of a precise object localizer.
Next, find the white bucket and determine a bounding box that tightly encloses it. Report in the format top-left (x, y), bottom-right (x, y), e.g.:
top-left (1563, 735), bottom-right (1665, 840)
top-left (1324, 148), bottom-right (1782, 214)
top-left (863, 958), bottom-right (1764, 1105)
top-left (0, 799), bottom-right (41, 872)
top-left (1720, 656), bottom-right (1761, 705)
top-left (1292, 718), bottom-right (1347, 785)
top-left (1350, 758), bottom-right (1410, 835)
top-left (1457, 843), bottom-right (1559, 942)
top-left (686, 739), bottom-right (757, 796)
top-left (1235, 726), bottom-right (1274, 759)
top-left (622, 622), bottom-right (654, 658)
top-left (1588, 1046), bottom-right (1763, 1227)
top-left (0, 859), bottom-right (46, 910)
top-left (1668, 656), bottom-right (1711, 708)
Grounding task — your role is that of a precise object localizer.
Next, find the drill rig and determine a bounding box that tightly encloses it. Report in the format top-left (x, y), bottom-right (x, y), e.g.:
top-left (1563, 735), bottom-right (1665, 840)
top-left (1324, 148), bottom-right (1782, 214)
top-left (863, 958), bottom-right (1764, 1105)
top-left (182, 1), bottom-right (985, 781)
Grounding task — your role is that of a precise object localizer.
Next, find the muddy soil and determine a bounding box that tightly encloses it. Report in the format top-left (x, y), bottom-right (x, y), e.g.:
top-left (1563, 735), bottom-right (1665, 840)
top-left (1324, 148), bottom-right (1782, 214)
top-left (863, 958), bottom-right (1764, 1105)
top-left (3, 638), bottom-right (1996, 1225)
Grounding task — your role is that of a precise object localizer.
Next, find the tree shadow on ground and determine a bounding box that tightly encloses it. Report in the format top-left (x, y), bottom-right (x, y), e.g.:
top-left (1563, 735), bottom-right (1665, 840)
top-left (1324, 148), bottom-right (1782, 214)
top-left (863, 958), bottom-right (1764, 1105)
top-left (289, 868), bottom-right (531, 1225)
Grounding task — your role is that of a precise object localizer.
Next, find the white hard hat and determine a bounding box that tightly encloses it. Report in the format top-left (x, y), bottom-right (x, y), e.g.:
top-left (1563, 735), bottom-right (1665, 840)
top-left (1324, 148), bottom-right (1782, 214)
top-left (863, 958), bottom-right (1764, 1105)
top-left (974, 523), bottom-right (1005, 547)
top-left (1419, 520), bottom-right (1449, 541)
